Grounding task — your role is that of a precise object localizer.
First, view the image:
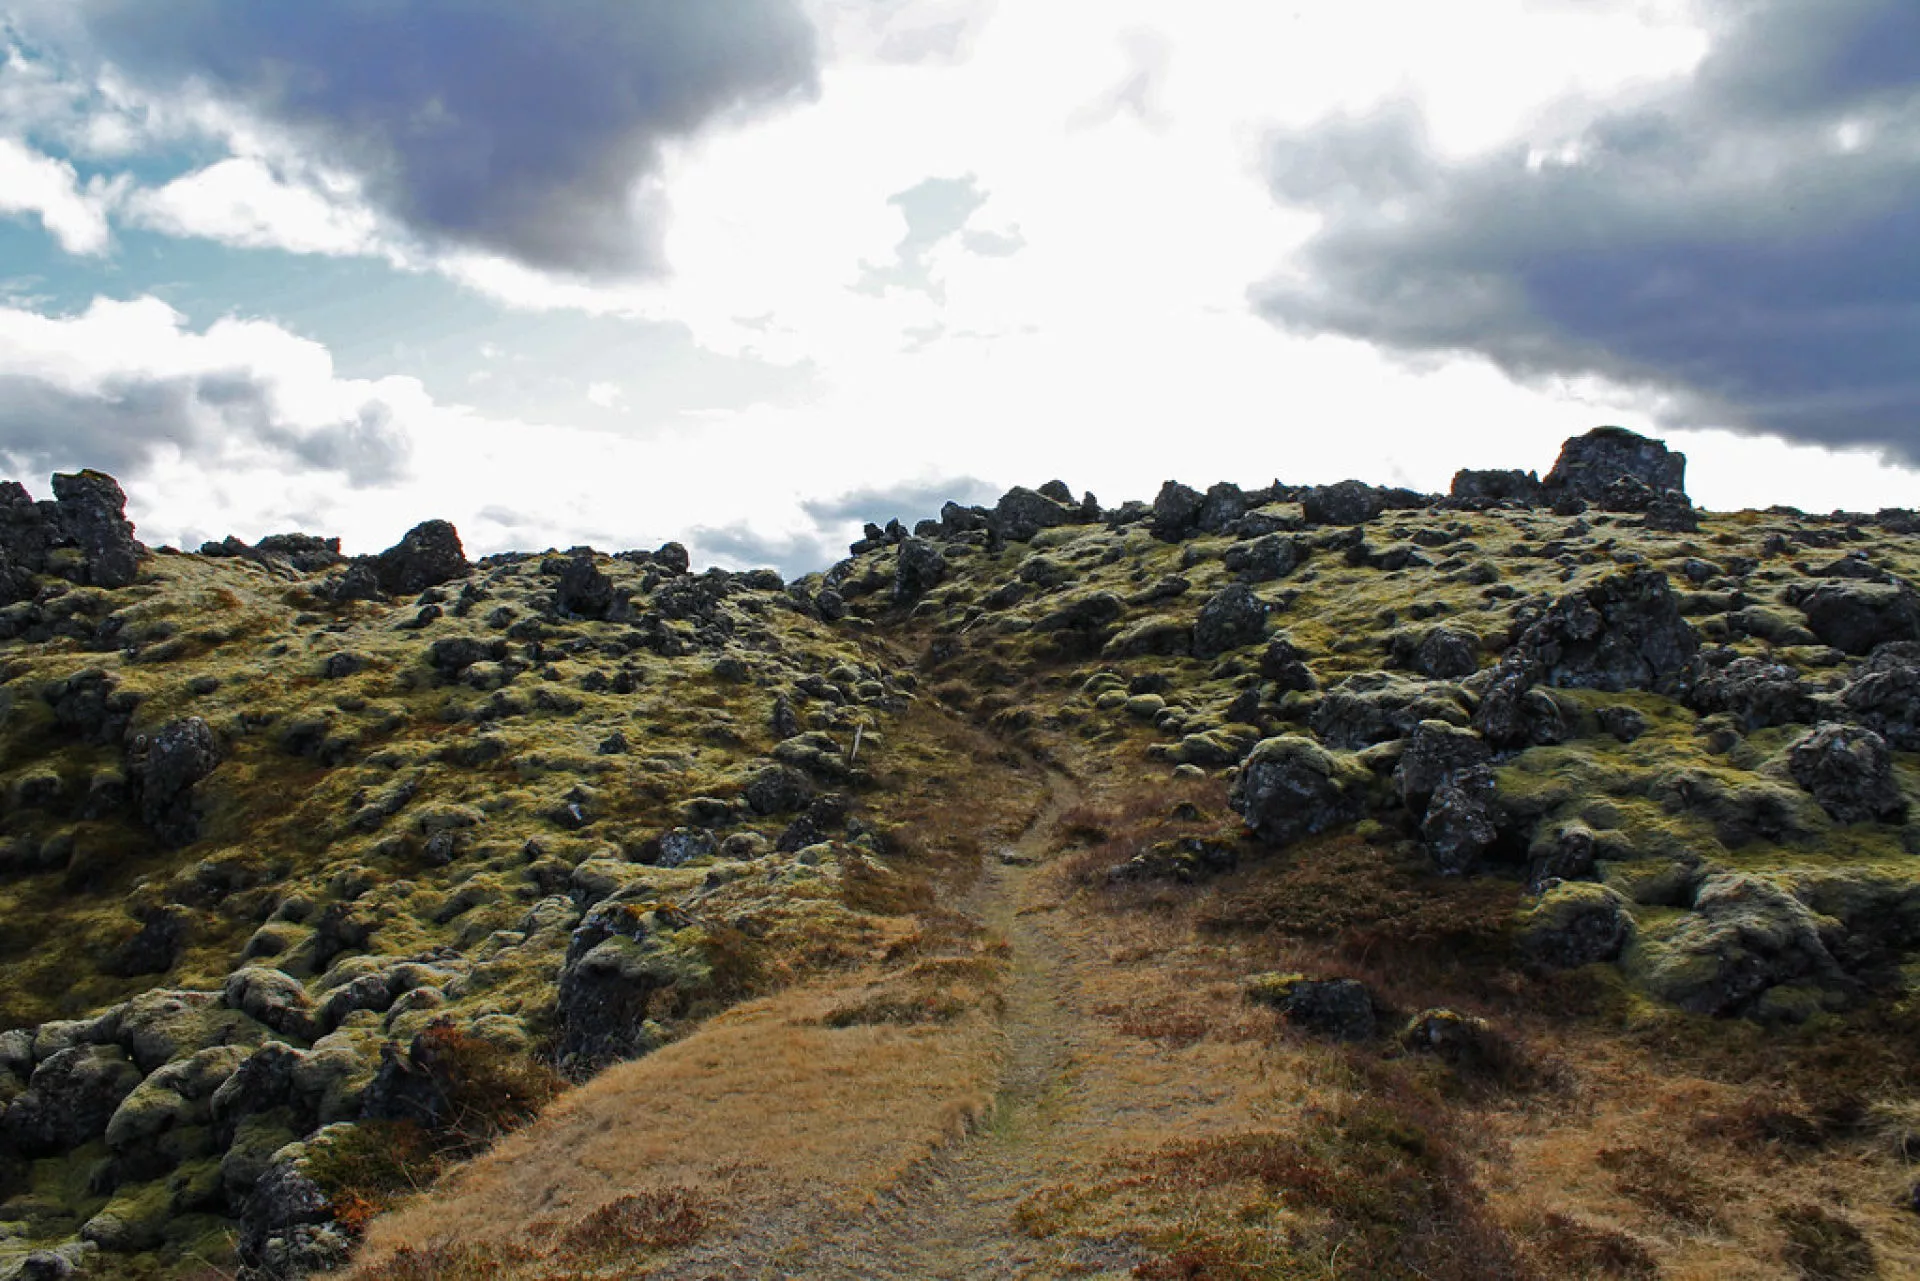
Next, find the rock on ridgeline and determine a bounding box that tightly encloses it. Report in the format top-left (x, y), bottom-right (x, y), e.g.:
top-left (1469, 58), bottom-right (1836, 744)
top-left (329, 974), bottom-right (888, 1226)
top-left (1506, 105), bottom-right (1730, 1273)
top-left (1543, 426), bottom-right (1686, 505)
top-left (0, 470), bottom-right (147, 601)
top-left (373, 519), bottom-right (470, 595)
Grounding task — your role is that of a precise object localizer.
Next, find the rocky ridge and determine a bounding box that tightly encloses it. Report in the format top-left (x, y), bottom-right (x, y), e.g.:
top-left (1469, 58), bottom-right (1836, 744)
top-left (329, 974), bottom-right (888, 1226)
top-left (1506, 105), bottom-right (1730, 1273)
top-left (5, 425), bottom-right (1920, 1276)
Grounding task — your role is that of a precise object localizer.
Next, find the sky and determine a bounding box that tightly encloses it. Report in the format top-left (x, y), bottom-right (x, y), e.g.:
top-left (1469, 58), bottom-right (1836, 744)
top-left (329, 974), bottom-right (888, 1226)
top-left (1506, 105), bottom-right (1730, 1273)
top-left (0, 0), bottom-right (1914, 577)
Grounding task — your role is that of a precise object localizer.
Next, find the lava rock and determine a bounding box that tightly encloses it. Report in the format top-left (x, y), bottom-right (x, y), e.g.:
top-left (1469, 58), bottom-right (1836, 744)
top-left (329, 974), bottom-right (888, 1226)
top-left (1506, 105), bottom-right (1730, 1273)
top-left (1149, 481), bottom-right (1205, 541)
top-left (1520, 883), bottom-right (1636, 967)
top-left (1222, 534), bottom-right (1305, 583)
top-left (552, 550), bottom-right (617, 618)
top-left (992, 486), bottom-right (1078, 542)
top-left (1230, 736), bottom-right (1374, 847)
top-left (1790, 580), bottom-right (1920, 655)
top-left (1245, 973), bottom-right (1376, 1041)
top-left (1192, 583), bottom-right (1269, 659)
top-left (373, 519), bottom-right (470, 596)
top-left (1787, 723), bottom-right (1908, 825)
top-left (50, 470), bottom-right (144, 588)
top-left (2, 1044), bottom-right (143, 1156)
top-left (1506, 569), bottom-right (1700, 695)
top-left (1688, 656), bottom-right (1816, 731)
top-left (1542, 426), bottom-right (1686, 504)
top-left (1311, 672), bottom-right (1472, 750)
top-left (1839, 643), bottom-right (1920, 749)
top-left (892, 537), bottom-right (948, 603)
top-left (1301, 479), bottom-right (1422, 526)
top-left (132, 717), bottom-right (220, 846)
top-left (1411, 626), bottom-right (1479, 679)
top-left (1625, 873), bottom-right (1847, 1019)
top-left (1449, 468), bottom-right (1543, 505)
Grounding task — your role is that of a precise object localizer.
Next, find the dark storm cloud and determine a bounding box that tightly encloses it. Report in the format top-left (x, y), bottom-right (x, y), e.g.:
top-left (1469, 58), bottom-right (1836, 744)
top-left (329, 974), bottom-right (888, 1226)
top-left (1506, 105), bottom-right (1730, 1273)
top-left (0, 369), bottom-right (410, 486)
top-left (1252, 0), bottom-right (1920, 461)
top-left (74, 0), bottom-right (820, 276)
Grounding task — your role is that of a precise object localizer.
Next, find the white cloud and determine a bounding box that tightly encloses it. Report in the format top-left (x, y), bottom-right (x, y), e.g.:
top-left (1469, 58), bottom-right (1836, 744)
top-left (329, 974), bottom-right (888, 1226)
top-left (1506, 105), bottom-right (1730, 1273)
top-left (123, 156), bottom-right (386, 257)
top-left (0, 136), bottom-right (122, 254)
top-left (585, 381), bottom-right (624, 409)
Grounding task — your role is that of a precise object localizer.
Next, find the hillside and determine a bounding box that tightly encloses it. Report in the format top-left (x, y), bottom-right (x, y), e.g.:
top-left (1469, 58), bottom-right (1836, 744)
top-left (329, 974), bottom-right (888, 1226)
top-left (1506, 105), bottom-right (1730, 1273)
top-left (4, 426), bottom-right (1920, 1279)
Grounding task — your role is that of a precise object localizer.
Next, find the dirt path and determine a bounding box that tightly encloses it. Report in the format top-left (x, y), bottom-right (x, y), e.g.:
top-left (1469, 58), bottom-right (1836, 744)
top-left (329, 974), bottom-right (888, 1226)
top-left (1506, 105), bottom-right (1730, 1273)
top-left (773, 769), bottom-right (1087, 1280)
top-left (652, 765), bottom-right (1130, 1281)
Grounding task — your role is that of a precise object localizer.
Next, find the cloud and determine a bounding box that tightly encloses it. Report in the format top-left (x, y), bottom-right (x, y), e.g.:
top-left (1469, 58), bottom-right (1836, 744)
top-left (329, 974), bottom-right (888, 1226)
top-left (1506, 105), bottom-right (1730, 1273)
top-left (0, 295), bottom-right (413, 486)
top-left (123, 156), bottom-right (384, 257)
top-left (800, 474), bottom-right (999, 525)
top-left (687, 521), bottom-right (842, 579)
top-left (1068, 27), bottom-right (1172, 130)
top-left (1251, 0), bottom-right (1920, 462)
top-left (806, 0), bottom-right (998, 66)
top-left (0, 136), bottom-right (122, 254)
top-left (72, 0), bottom-right (822, 277)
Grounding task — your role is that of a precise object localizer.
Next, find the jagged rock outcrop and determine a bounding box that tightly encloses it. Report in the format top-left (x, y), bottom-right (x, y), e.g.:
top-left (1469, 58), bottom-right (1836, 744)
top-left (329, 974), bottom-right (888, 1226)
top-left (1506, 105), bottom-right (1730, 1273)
top-left (373, 519), bottom-right (470, 596)
top-left (0, 471), bottom-right (146, 602)
top-left (1542, 425), bottom-right (1686, 505)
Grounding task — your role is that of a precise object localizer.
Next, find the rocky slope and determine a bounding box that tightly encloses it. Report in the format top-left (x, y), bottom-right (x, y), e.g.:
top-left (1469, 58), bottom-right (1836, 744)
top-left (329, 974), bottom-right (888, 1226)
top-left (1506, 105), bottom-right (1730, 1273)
top-left (4, 426), bottom-right (1920, 1278)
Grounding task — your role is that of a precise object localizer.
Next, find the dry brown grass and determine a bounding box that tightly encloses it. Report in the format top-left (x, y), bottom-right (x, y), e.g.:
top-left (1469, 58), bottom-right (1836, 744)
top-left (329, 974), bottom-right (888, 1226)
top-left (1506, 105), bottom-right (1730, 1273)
top-left (350, 972), bottom-right (1000, 1276)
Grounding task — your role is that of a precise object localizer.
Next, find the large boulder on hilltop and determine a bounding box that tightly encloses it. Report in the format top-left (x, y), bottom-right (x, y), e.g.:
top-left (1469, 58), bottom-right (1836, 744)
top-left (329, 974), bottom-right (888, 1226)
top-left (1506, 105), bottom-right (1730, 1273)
top-left (1300, 480), bottom-right (1426, 526)
top-left (1543, 426), bottom-right (1686, 503)
top-left (51, 469), bottom-right (144, 588)
top-left (0, 470), bottom-right (147, 600)
top-left (1787, 723), bottom-right (1907, 825)
top-left (373, 519), bottom-right (469, 595)
top-left (1149, 481), bottom-right (1205, 541)
top-left (551, 549), bottom-right (616, 618)
top-left (1505, 568), bottom-right (1700, 695)
top-left (1230, 736), bottom-right (1374, 847)
top-left (1198, 482), bottom-right (1248, 533)
top-left (1450, 468), bottom-right (1543, 505)
top-left (892, 537), bottom-right (947, 603)
top-left (1788, 580), bottom-right (1920, 655)
top-left (992, 486), bottom-right (1079, 542)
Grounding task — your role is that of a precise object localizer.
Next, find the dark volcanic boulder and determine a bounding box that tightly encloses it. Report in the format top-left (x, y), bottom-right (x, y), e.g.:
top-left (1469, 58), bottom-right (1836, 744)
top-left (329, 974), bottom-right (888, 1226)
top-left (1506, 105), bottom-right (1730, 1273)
top-left (1197, 482), bottom-right (1247, 534)
top-left (1422, 767), bottom-right (1499, 875)
top-left (1311, 672), bottom-right (1472, 749)
top-left (1300, 480), bottom-right (1424, 526)
top-left (1449, 468), bottom-right (1543, 505)
top-left (992, 486), bottom-right (1078, 542)
top-left (1507, 569), bottom-right (1700, 694)
top-left (1542, 426), bottom-right (1686, 504)
top-left (892, 537), bottom-right (948, 603)
top-left (1789, 580), bottom-right (1920, 655)
top-left (1840, 643), bottom-right (1920, 749)
top-left (1520, 883), bottom-right (1635, 968)
top-left (1192, 584), bottom-right (1268, 659)
top-left (133, 716), bottom-right (221, 845)
top-left (1230, 736), bottom-right (1374, 847)
top-left (1394, 720), bottom-right (1493, 807)
top-left (1412, 626), bottom-right (1479, 679)
top-left (1787, 723), bottom-right (1907, 825)
top-left (1245, 974), bottom-right (1376, 1041)
top-left (556, 898), bottom-right (710, 1069)
top-left (552, 550), bottom-right (616, 618)
top-left (1688, 657), bottom-right (1816, 731)
top-left (1222, 534), bottom-right (1305, 583)
top-left (2, 1044), bottom-right (143, 1156)
top-left (51, 469), bottom-right (144, 588)
top-left (1149, 481), bottom-right (1205, 541)
top-left (373, 519), bottom-right (469, 595)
